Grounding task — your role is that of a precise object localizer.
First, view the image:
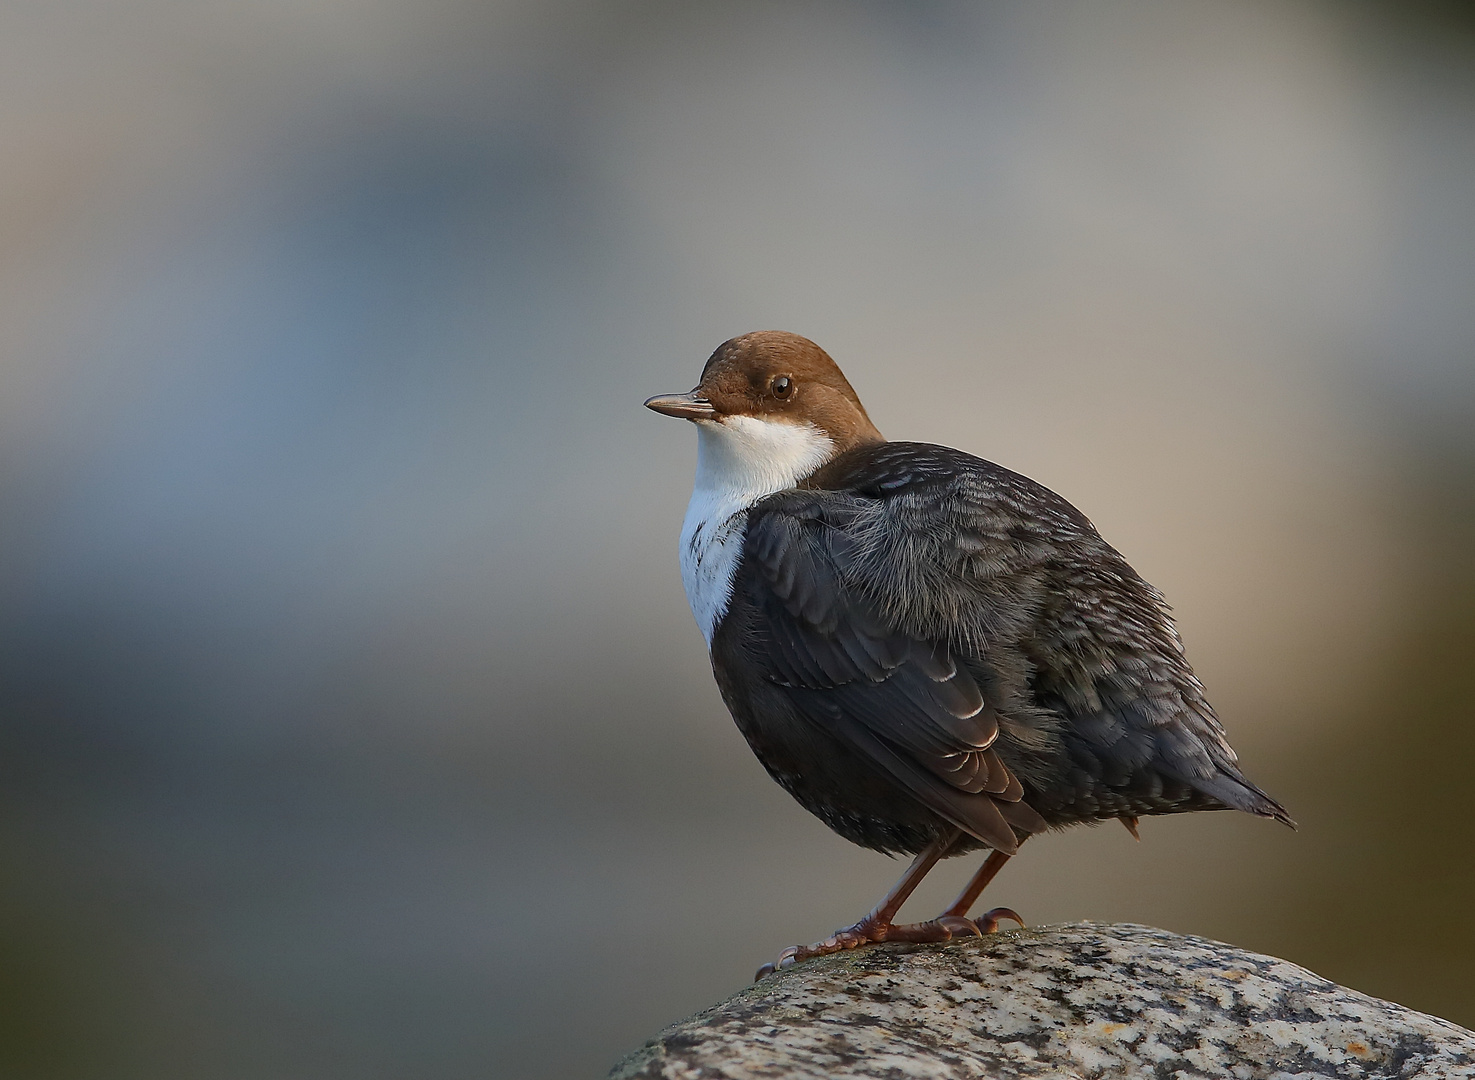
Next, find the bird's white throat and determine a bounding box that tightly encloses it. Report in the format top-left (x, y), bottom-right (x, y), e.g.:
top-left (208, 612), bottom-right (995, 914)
top-left (679, 415), bottom-right (836, 645)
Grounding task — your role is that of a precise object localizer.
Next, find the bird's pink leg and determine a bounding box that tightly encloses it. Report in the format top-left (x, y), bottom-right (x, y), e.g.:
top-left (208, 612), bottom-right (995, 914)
top-left (940, 844), bottom-right (1024, 934)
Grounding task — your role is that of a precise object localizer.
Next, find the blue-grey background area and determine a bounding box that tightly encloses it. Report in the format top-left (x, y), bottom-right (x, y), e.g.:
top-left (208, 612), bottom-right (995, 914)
top-left (0, 3), bottom-right (1472, 1077)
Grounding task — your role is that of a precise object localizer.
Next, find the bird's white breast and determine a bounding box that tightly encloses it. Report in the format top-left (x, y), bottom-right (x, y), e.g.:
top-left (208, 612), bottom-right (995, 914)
top-left (679, 415), bottom-right (835, 645)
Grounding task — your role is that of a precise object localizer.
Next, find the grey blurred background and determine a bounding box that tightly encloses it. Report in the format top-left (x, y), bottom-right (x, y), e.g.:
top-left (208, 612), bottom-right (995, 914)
top-left (0, 1), bottom-right (1472, 1077)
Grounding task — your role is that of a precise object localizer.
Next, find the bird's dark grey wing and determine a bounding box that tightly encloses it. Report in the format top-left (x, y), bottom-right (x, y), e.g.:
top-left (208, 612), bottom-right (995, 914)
top-left (742, 494), bottom-right (1046, 853)
top-left (798, 442), bottom-right (1293, 829)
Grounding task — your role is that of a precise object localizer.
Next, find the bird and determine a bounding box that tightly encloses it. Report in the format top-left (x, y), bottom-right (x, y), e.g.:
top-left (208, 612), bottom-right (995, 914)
top-left (645, 331), bottom-right (1293, 978)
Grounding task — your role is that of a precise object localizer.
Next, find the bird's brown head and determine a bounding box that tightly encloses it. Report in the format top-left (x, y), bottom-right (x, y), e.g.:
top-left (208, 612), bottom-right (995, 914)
top-left (644, 332), bottom-right (884, 458)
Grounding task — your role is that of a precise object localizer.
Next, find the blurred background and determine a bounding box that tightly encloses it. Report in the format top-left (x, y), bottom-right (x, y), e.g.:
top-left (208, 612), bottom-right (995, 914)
top-left (0, 1), bottom-right (1472, 1077)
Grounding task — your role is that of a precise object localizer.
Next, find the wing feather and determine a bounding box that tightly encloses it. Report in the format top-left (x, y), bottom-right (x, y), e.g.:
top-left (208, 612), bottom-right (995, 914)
top-left (741, 496), bottom-right (1040, 850)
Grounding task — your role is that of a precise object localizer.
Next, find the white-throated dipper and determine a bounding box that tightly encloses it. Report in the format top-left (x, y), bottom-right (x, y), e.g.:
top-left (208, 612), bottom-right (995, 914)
top-left (646, 331), bottom-right (1293, 977)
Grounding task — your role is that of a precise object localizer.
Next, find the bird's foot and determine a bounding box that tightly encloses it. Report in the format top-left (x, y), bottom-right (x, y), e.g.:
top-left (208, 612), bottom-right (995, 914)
top-left (754, 914), bottom-right (982, 980)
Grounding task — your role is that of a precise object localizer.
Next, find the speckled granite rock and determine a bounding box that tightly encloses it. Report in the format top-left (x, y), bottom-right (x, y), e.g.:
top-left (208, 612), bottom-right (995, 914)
top-left (609, 922), bottom-right (1475, 1079)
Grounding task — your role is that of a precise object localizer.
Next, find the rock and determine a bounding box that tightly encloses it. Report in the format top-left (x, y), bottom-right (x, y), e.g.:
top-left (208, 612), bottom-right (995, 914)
top-left (609, 922), bottom-right (1475, 1079)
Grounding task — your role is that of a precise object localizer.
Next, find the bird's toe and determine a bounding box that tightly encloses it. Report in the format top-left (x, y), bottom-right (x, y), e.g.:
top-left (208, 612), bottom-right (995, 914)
top-left (935, 915), bottom-right (983, 939)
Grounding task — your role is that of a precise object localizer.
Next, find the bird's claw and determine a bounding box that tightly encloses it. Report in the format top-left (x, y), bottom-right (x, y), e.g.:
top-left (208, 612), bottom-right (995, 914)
top-left (935, 914), bottom-right (983, 938)
top-left (754, 946), bottom-right (802, 980)
top-left (975, 906), bottom-right (1024, 934)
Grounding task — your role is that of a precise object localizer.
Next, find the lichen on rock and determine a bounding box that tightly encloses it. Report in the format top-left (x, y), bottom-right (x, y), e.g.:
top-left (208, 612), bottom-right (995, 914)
top-left (609, 922), bottom-right (1475, 1079)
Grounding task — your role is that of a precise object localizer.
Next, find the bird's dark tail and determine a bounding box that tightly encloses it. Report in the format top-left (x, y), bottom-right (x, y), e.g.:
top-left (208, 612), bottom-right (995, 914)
top-left (1196, 767), bottom-right (1297, 829)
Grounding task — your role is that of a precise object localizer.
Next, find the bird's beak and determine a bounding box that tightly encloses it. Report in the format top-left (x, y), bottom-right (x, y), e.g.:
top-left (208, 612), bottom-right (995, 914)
top-left (644, 391), bottom-right (717, 420)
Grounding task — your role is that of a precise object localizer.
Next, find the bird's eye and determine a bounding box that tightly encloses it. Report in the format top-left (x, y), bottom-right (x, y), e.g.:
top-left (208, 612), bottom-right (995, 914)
top-left (771, 376), bottom-right (793, 399)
